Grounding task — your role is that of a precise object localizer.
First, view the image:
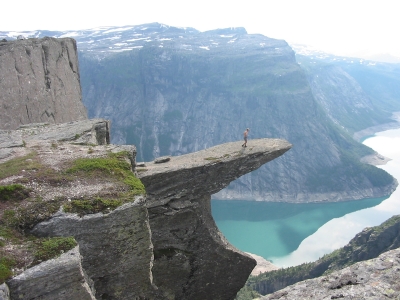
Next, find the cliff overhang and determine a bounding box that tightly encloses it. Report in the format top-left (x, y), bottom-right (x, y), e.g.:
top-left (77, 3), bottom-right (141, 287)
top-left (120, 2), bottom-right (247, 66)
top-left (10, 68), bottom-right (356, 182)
top-left (0, 120), bottom-right (292, 300)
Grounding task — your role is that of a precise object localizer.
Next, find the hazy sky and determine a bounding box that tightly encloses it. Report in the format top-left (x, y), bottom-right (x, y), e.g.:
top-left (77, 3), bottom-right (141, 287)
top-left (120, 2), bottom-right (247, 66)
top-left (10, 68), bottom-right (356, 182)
top-left (2, 0), bottom-right (400, 59)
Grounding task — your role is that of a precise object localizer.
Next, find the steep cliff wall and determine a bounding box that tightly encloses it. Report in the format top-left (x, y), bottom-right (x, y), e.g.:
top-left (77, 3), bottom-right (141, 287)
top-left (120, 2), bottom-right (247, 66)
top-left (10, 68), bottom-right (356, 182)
top-left (0, 120), bottom-right (291, 299)
top-left (0, 37), bottom-right (87, 130)
top-left (1, 25), bottom-right (396, 203)
top-left (74, 24), bottom-right (396, 203)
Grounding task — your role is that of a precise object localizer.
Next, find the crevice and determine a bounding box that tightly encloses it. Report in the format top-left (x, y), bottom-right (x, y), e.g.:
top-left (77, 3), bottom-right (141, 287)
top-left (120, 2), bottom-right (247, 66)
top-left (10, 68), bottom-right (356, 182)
top-left (41, 44), bottom-right (51, 90)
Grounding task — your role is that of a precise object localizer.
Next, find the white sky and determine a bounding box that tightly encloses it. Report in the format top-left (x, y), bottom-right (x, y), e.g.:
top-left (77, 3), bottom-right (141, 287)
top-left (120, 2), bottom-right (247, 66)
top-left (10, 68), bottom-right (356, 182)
top-left (2, 0), bottom-right (400, 59)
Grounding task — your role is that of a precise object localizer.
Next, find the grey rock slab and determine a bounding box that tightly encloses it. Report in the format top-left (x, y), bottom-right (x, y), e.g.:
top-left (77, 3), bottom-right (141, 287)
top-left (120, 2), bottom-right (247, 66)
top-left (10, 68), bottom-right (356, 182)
top-left (139, 138), bottom-right (292, 207)
top-left (0, 119), bottom-right (111, 149)
top-left (0, 37), bottom-right (87, 130)
top-left (6, 246), bottom-right (95, 300)
top-left (0, 284), bottom-right (10, 300)
top-left (31, 200), bottom-right (160, 300)
top-left (139, 138), bottom-right (291, 299)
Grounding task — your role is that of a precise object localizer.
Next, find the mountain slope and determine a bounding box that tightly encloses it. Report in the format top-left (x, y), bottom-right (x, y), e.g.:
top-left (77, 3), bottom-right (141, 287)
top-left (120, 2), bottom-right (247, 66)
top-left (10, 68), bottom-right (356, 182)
top-left (2, 23), bottom-right (396, 202)
top-left (294, 48), bottom-right (400, 135)
top-left (247, 215), bottom-right (400, 296)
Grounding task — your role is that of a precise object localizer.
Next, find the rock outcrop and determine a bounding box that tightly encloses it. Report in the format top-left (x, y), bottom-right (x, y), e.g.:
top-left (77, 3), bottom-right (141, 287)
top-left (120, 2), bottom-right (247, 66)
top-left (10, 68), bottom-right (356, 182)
top-left (0, 37), bottom-right (87, 130)
top-left (6, 246), bottom-right (96, 300)
top-left (0, 120), bottom-right (292, 299)
top-left (261, 247), bottom-right (400, 300)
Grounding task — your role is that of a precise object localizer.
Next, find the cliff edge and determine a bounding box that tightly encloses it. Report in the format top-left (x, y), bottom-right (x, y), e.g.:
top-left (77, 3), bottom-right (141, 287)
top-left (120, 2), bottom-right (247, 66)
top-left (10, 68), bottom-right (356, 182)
top-left (0, 120), bottom-right (291, 299)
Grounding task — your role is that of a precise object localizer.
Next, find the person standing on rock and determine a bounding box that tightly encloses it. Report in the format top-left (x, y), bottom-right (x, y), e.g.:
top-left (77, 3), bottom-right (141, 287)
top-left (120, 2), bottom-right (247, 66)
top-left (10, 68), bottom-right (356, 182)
top-left (242, 128), bottom-right (249, 147)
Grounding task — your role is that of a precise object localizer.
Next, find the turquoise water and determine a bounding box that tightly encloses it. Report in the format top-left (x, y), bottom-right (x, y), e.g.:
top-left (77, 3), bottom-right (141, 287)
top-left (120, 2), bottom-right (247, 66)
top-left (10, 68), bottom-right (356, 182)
top-left (211, 127), bottom-right (400, 267)
top-left (211, 197), bottom-right (386, 260)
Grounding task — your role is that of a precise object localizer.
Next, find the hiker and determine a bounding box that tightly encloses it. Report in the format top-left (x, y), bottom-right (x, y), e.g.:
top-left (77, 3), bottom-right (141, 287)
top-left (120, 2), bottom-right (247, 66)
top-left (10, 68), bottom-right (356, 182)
top-left (242, 128), bottom-right (249, 147)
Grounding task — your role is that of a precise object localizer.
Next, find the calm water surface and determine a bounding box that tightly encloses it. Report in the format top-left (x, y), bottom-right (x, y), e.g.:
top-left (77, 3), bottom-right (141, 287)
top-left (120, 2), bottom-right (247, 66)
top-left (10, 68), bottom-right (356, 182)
top-left (211, 127), bottom-right (400, 268)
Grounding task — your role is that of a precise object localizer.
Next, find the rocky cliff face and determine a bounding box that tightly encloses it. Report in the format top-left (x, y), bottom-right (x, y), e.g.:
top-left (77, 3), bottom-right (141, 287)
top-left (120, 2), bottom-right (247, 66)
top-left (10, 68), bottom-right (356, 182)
top-left (0, 120), bottom-right (291, 299)
top-left (0, 37), bottom-right (87, 130)
top-left (1, 24), bottom-right (396, 203)
top-left (295, 53), bottom-right (400, 135)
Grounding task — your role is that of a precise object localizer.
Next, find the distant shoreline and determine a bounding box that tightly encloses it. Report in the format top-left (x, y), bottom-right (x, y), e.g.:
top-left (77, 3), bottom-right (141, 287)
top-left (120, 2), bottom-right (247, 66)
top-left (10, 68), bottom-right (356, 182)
top-left (245, 252), bottom-right (279, 275)
top-left (353, 111), bottom-right (400, 142)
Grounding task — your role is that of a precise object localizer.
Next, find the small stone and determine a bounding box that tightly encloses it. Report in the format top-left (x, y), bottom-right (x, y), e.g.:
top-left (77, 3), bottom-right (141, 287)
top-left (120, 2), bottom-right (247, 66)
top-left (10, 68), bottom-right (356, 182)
top-left (154, 156), bottom-right (171, 164)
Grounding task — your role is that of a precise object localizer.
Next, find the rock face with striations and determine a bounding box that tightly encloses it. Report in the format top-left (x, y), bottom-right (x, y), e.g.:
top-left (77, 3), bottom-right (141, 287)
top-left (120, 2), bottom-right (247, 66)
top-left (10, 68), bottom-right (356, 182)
top-left (0, 37), bottom-right (87, 130)
top-left (1, 120), bottom-right (292, 299)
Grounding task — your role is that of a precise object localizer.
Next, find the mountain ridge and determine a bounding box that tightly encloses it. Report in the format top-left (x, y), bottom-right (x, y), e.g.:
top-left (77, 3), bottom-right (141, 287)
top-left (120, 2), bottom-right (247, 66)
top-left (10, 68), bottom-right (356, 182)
top-left (1, 24), bottom-right (398, 203)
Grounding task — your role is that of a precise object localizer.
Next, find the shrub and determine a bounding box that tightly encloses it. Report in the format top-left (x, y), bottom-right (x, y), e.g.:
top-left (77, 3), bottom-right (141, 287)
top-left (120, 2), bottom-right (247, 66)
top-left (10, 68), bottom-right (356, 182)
top-left (0, 184), bottom-right (30, 202)
top-left (33, 237), bottom-right (77, 264)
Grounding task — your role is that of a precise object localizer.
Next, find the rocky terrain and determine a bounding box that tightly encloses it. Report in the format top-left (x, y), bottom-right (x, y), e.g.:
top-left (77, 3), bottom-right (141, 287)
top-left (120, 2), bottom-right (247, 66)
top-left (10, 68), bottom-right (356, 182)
top-left (0, 119), bottom-right (291, 299)
top-left (1, 24), bottom-right (397, 203)
top-left (0, 37), bottom-right (87, 130)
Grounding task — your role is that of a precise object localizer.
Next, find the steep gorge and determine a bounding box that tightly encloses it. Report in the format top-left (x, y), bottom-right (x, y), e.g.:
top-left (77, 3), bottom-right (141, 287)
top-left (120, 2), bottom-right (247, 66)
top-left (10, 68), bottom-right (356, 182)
top-left (2, 24), bottom-right (396, 203)
top-left (76, 24), bottom-right (396, 202)
top-left (0, 120), bottom-right (291, 299)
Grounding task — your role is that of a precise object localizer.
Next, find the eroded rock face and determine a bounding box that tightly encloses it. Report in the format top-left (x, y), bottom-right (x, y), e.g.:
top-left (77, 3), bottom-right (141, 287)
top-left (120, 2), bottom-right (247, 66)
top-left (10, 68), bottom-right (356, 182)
top-left (6, 246), bottom-right (95, 300)
top-left (1, 121), bottom-right (292, 299)
top-left (0, 37), bottom-right (87, 130)
top-left (31, 201), bottom-right (158, 300)
top-left (139, 139), bottom-right (292, 299)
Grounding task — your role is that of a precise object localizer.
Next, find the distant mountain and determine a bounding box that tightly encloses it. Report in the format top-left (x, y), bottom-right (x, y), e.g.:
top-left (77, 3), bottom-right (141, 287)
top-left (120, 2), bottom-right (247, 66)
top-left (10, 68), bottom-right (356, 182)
top-left (1, 23), bottom-right (397, 203)
top-left (292, 44), bottom-right (400, 135)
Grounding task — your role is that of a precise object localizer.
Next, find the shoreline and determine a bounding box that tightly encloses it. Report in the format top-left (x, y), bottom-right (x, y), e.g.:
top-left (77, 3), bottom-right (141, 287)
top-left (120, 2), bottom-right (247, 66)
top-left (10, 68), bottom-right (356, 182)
top-left (353, 111), bottom-right (400, 142)
top-left (246, 252), bottom-right (279, 275)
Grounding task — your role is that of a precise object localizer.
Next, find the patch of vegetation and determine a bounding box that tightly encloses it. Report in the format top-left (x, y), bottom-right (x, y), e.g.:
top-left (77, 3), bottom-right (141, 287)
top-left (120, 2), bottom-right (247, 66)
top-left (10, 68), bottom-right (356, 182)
top-left (33, 237), bottom-right (77, 265)
top-left (136, 168), bottom-right (148, 172)
top-left (64, 197), bottom-right (123, 215)
top-left (0, 256), bottom-right (15, 283)
top-left (0, 152), bottom-right (39, 180)
top-left (0, 184), bottom-right (30, 202)
top-left (235, 285), bottom-right (261, 300)
top-left (2, 198), bottom-right (64, 231)
top-left (66, 151), bottom-right (145, 196)
top-left (204, 157), bottom-right (219, 161)
top-left (244, 214), bottom-right (400, 296)
top-left (305, 149), bottom-right (394, 192)
top-left (0, 225), bottom-right (15, 241)
top-left (374, 215), bottom-right (400, 234)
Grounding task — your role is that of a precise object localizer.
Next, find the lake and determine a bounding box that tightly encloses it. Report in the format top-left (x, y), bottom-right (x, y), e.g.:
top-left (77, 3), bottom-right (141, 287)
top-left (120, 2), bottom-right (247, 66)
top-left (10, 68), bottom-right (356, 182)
top-left (211, 127), bottom-right (400, 268)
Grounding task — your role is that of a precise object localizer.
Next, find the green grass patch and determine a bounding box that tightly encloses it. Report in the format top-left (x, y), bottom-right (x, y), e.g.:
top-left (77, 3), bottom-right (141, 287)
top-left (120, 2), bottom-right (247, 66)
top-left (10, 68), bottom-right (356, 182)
top-left (33, 237), bottom-right (77, 264)
top-left (0, 184), bottom-right (30, 202)
top-left (66, 151), bottom-right (145, 196)
top-left (64, 197), bottom-right (123, 215)
top-left (0, 152), bottom-right (39, 180)
top-left (0, 256), bottom-right (16, 283)
top-left (204, 157), bottom-right (219, 161)
top-left (2, 199), bottom-right (64, 231)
